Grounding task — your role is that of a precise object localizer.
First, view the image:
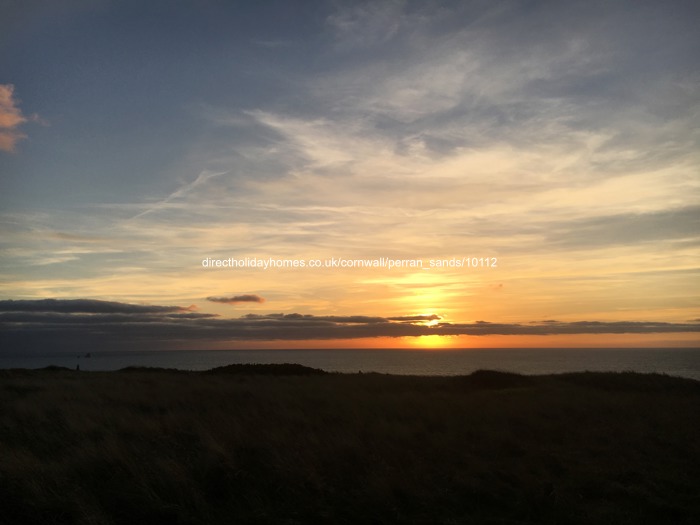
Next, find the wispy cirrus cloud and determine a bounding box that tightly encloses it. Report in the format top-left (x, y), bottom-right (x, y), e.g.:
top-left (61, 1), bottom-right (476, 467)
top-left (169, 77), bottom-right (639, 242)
top-left (325, 0), bottom-right (404, 50)
top-left (128, 170), bottom-right (229, 221)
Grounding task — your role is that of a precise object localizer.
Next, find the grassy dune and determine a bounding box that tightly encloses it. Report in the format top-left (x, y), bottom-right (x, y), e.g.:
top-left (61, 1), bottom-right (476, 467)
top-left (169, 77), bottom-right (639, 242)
top-left (1, 366), bottom-right (699, 524)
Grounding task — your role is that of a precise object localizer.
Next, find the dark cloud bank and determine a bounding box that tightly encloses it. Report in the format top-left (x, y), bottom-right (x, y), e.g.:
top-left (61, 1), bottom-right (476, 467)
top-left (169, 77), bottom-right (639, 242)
top-left (1, 299), bottom-right (698, 353)
top-left (207, 295), bottom-right (266, 304)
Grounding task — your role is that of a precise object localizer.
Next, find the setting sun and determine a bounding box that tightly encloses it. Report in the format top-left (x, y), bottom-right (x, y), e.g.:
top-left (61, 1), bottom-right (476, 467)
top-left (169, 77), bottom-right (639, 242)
top-left (411, 335), bottom-right (455, 348)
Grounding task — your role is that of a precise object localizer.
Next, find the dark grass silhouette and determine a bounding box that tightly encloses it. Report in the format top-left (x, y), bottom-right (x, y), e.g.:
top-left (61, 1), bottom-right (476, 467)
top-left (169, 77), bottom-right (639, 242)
top-left (1, 366), bottom-right (699, 524)
top-left (205, 363), bottom-right (328, 376)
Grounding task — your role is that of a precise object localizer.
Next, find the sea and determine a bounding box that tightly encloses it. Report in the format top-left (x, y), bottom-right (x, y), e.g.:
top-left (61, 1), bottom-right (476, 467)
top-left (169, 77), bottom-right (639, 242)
top-left (2, 348), bottom-right (700, 380)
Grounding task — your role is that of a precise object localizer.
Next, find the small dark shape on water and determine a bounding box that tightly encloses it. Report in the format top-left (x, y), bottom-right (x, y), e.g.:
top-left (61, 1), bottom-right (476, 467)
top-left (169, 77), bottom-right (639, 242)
top-left (206, 363), bottom-right (327, 376)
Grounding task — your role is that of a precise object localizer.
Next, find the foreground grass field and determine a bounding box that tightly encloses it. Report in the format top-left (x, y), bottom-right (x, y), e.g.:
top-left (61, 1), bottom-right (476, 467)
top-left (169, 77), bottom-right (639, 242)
top-left (1, 366), bottom-right (699, 524)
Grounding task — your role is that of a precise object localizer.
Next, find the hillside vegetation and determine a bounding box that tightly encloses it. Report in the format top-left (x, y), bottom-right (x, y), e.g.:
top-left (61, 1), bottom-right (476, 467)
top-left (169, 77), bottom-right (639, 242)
top-left (1, 366), bottom-right (699, 524)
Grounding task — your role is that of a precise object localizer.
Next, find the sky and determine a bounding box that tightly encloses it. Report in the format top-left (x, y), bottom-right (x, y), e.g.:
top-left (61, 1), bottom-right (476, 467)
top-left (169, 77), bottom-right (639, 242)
top-left (1, 0), bottom-right (699, 352)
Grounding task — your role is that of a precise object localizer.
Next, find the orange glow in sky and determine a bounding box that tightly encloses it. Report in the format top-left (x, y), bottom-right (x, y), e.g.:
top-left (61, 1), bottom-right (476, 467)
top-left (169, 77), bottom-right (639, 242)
top-left (2, 2), bottom-right (699, 353)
